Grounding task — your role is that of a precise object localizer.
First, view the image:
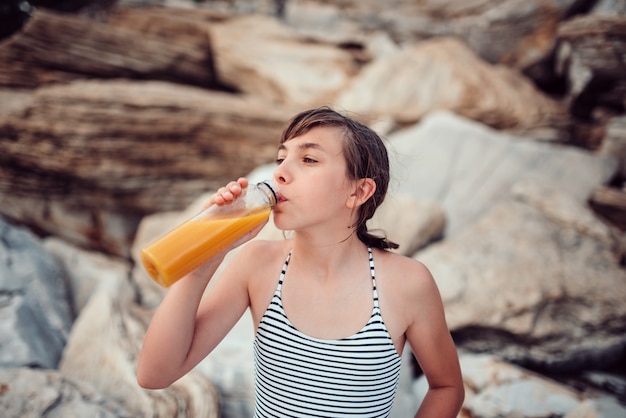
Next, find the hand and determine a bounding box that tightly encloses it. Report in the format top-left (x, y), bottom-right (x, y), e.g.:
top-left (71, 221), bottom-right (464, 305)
top-left (207, 177), bottom-right (249, 207)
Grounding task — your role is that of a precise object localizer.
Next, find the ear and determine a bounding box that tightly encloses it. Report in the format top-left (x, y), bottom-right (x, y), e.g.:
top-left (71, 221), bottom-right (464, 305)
top-left (346, 178), bottom-right (376, 209)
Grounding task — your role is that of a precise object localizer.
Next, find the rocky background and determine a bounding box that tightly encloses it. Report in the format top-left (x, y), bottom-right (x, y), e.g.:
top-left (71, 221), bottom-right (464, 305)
top-left (1, 0), bottom-right (626, 417)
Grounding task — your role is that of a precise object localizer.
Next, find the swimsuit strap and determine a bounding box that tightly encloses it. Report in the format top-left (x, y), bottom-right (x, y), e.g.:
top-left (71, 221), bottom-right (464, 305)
top-left (368, 246), bottom-right (380, 309)
top-left (275, 250), bottom-right (291, 294)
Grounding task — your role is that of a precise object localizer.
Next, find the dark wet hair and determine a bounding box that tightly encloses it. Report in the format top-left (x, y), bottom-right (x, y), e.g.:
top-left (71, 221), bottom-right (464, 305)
top-left (281, 107), bottom-right (399, 250)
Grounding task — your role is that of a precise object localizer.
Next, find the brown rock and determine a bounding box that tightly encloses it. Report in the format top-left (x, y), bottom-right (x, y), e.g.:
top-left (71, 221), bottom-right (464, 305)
top-left (0, 79), bottom-right (294, 255)
top-left (557, 14), bottom-right (626, 112)
top-left (0, 8), bottom-right (217, 88)
top-left (335, 37), bottom-right (568, 136)
top-left (208, 13), bottom-right (358, 106)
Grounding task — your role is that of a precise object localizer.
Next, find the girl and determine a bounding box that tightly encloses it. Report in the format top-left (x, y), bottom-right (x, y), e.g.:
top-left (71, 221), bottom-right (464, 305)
top-left (137, 107), bottom-right (464, 417)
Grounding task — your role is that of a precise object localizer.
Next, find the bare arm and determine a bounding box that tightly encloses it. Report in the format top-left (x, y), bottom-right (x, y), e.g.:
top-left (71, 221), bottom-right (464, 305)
top-left (137, 178), bottom-right (262, 389)
top-left (406, 262), bottom-right (465, 417)
top-left (136, 253), bottom-right (229, 388)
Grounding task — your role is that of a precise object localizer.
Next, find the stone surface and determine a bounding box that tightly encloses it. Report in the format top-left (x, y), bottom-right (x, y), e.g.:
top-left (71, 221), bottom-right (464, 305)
top-left (208, 13), bottom-right (357, 106)
top-left (59, 288), bottom-right (220, 418)
top-left (565, 396), bottom-right (626, 418)
top-left (43, 237), bottom-right (134, 314)
top-left (418, 178), bottom-right (626, 370)
top-left (0, 217), bottom-right (73, 370)
top-left (388, 112), bottom-right (617, 237)
top-left (0, 79), bottom-right (294, 256)
top-left (459, 354), bottom-right (581, 418)
top-left (0, 8), bottom-right (217, 88)
top-left (0, 1), bottom-right (625, 416)
top-left (335, 37), bottom-right (567, 136)
top-left (0, 367), bottom-right (132, 418)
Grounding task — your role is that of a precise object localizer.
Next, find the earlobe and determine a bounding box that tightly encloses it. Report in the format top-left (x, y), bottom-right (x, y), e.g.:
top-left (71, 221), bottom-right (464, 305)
top-left (347, 178), bottom-right (376, 209)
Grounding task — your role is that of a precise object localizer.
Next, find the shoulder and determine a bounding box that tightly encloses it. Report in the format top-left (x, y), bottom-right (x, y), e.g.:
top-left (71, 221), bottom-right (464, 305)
top-left (373, 249), bottom-right (436, 292)
top-left (224, 238), bottom-right (292, 286)
top-left (231, 238), bottom-right (292, 267)
top-left (213, 239), bottom-right (292, 284)
top-left (372, 249), bottom-right (442, 322)
top-left (226, 239), bottom-right (293, 324)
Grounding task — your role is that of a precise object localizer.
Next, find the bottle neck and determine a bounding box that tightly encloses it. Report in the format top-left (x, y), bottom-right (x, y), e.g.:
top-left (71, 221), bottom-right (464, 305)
top-left (257, 180), bottom-right (278, 207)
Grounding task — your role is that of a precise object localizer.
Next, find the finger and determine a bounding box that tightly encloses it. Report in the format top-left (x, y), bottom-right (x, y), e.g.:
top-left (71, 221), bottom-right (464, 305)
top-left (207, 178), bottom-right (248, 206)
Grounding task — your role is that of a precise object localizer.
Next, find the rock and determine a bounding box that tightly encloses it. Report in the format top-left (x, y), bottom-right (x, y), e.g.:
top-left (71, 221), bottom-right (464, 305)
top-left (0, 367), bottom-right (132, 418)
top-left (368, 193), bottom-right (446, 256)
top-left (0, 217), bottom-right (73, 369)
top-left (556, 13), bottom-right (626, 137)
top-left (418, 0), bottom-right (580, 70)
top-left (557, 14), bottom-right (626, 98)
top-left (0, 79), bottom-right (294, 256)
top-left (581, 370), bottom-right (626, 402)
top-left (283, 0), bottom-right (375, 46)
top-left (417, 179), bottom-right (626, 371)
top-left (59, 288), bottom-right (220, 417)
top-left (0, 189), bottom-right (143, 260)
top-left (459, 353), bottom-right (583, 418)
top-left (0, 1), bottom-right (625, 415)
top-left (452, 352), bottom-right (626, 417)
top-left (283, 0), bottom-right (582, 72)
top-left (388, 111), bottom-right (617, 237)
top-left (0, 8), bottom-right (217, 88)
top-left (592, 0), bottom-right (626, 15)
top-left (107, 5), bottom-right (226, 47)
top-left (565, 396), bottom-right (626, 418)
top-left (0, 88), bottom-right (32, 116)
top-left (589, 185), bottom-right (626, 231)
top-left (43, 237), bottom-right (134, 313)
top-left (208, 13), bottom-right (358, 106)
top-left (335, 37), bottom-right (568, 138)
top-left (599, 115), bottom-right (626, 178)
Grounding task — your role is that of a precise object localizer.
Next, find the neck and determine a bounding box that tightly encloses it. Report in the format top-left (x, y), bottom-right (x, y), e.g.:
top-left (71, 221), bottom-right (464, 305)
top-left (289, 232), bottom-right (367, 282)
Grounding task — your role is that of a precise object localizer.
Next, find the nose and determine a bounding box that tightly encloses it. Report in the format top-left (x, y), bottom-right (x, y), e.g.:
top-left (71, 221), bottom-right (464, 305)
top-left (273, 160), bottom-right (290, 185)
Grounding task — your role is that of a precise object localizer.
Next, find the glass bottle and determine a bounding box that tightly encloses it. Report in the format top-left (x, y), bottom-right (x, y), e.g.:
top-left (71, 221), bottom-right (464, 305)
top-left (141, 180), bottom-right (278, 287)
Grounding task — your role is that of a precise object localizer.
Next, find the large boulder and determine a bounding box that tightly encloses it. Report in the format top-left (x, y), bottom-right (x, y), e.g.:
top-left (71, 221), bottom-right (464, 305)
top-left (0, 217), bottom-right (73, 369)
top-left (0, 8), bottom-right (217, 88)
top-left (208, 13), bottom-right (358, 106)
top-left (59, 288), bottom-right (220, 418)
top-left (0, 79), bottom-right (294, 256)
top-left (335, 37), bottom-right (568, 139)
top-left (283, 0), bottom-right (584, 73)
top-left (0, 367), bottom-right (132, 418)
top-left (387, 112), bottom-right (617, 237)
top-left (453, 353), bottom-right (626, 418)
top-left (418, 179), bottom-right (626, 371)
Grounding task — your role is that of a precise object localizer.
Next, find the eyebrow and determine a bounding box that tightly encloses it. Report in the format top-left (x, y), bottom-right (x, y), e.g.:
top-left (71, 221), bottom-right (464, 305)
top-left (278, 142), bottom-right (325, 152)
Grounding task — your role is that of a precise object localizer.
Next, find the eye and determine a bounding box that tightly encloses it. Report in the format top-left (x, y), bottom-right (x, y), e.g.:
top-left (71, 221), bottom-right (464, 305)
top-left (303, 157), bottom-right (317, 163)
top-left (275, 157), bottom-right (285, 165)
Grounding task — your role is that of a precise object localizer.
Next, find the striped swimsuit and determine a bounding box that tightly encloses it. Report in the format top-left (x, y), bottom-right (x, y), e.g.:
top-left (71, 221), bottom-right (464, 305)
top-left (253, 247), bottom-right (402, 417)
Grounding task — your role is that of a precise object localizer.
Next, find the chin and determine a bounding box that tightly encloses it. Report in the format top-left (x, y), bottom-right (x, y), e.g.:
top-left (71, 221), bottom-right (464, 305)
top-left (271, 213), bottom-right (292, 232)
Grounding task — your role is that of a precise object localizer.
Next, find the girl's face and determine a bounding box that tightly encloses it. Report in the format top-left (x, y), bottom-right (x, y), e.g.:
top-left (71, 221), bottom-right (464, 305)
top-left (272, 126), bottom-right (357, 234)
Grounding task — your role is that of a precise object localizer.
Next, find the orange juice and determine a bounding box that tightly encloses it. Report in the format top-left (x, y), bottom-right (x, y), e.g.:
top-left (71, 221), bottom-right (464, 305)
top-left (141, 207), bottom-right (271, 287)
